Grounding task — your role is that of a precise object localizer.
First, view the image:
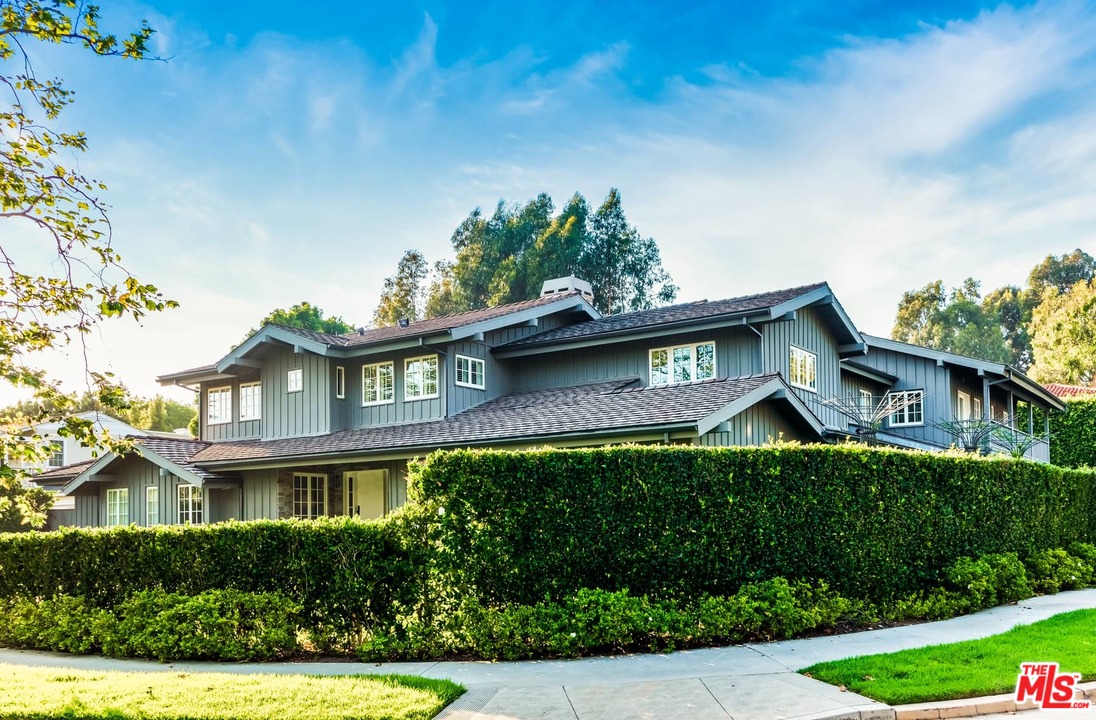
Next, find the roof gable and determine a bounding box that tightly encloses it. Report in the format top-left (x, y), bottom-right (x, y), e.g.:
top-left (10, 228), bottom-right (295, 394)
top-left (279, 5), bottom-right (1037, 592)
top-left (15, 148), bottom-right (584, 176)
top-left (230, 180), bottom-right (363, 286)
top-left (62, 436), bottom-right (237, 495)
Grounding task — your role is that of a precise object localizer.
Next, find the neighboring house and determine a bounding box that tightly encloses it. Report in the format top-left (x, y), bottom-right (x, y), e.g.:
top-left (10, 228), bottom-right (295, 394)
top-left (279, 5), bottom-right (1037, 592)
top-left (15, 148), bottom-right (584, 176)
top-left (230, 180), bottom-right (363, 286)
top-left (1044, 383), bottom-right (1096, 400)
top-left (7, 411), bottom-right (147, 474)
top-left (55, 277), bottom-right (1064, 528)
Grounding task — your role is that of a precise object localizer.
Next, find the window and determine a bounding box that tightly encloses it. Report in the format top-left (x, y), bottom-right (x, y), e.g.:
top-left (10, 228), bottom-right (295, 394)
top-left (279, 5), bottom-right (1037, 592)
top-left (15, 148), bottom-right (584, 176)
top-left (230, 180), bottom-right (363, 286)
top-left (206, 386), bottom-right (231, 425)
top-left (106, 488), bottom-right (128, 527)
top-left (146, 486), bottom-right (159, 526)
top-left (362, 362), bottom-right (394, 405)
top-left (858, 388), bottom-right (874, 416)
top-left (972, 396), bottom-right (983, 421)
top-left (956, 390), bottom-right (971, 420)
top-left (889, 390), bottom-right (925, 427)
top-left (405, 356), bottom-right (439, 399)
top-left (287, 368), bottom-right (303, 393)
top-left (455, 355), bottom-right (485, 389)
top-left (293, 474), bottom-right (327, 519)
top-left (239, 382), bottom-right (261, 421)
top-left (336, 366), bottom-right (346, 399)
top-left (47, 441), bottom-right (64, 468)
top-left (789, 346), bottom-right (817, 391)
top-left (648, 342), bottom-right (716, 385)
top-left (178, 484), bottom-right (203, 524)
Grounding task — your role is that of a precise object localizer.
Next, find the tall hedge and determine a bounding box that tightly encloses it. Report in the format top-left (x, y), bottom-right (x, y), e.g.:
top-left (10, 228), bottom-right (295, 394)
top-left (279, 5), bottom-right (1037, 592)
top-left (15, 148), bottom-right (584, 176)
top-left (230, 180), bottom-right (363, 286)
top-left (1049, 398), bottom-right (1096, 468)
top-left (0, 517), bottom-right (420, 636)
top-left (412, 444), bottom-right (1096, 604)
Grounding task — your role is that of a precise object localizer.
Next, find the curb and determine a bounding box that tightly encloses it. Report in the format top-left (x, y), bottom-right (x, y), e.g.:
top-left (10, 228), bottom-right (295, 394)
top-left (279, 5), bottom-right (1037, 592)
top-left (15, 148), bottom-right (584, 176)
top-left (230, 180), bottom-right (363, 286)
top-left (893, 680), bottom-right (1096, 719)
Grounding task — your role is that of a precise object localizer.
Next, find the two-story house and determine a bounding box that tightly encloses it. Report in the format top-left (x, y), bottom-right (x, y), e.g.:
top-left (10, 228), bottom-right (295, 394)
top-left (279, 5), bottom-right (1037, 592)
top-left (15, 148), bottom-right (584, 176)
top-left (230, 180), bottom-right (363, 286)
top-left (56, 278), bottom-right (1063, 528)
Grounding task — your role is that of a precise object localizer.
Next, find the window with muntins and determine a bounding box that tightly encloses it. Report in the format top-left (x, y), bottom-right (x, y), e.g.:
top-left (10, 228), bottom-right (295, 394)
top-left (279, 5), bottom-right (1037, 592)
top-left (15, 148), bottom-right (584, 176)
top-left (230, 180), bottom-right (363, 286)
top-left (789, 346), bottom-right (817, 391)
top-left (146, 486), bottom-right (159, 526)
top-left (47, 442), bottom-right (64, 468)
top-left (362, 362), bottom-right (394, 405)
top-left (206, 386), bottom-right (231, 425)
top-left (287, 368), bottom-right (303, 393)
top-left (239, 382), bottom-right (261, 421)
top-left (649, 342), bottom-right (716, 385)
top-left (889, 390), bottom-right (925, 427)
top-left (178, 485), bottom-right (203, 524)
top-left (293, 474), bottom-right (326, 519)
top-left (106, 488), bottom-right (128, 526)
top-left (405, 356), bottom-right (439, 399)
top-left (858, 388), bottom-right (873, 416)
top-left (455, 355), bottom-right (485, 389)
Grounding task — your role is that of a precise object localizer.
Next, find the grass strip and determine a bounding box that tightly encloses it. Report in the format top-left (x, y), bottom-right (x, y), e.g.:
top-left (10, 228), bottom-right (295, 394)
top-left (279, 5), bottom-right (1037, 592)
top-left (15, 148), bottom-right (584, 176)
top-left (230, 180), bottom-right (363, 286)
top-left (0, 665), bottom-right (464, 720)
top-left (801, 608), bottom-right (1096, 705)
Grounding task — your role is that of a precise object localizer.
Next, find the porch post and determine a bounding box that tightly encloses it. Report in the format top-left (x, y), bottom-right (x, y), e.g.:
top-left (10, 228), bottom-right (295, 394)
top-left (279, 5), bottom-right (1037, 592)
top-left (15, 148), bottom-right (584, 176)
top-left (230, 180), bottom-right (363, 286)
top-left (1028, 403), bottom-right (1034, 435)
top-left (982, 377), bottom-right (991, 421)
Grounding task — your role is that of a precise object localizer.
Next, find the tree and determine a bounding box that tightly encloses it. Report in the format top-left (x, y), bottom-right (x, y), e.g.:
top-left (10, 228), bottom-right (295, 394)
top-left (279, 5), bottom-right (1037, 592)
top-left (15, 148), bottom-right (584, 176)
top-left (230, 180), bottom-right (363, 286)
top-left (1028, 280), bottom-right (1096, 385)
top-left (1027, 248), bottom-right (1096, 298)
top-left (981, 285), bottom-right (1031, 369)
top-left (892, 279), bottom-right (1011, 363)
top-left (373, 249), bottom-right (429, 325)
top-left (0, 2), bottom-right (170, 530)
top-left (250, 302), bottom-right (354, 338)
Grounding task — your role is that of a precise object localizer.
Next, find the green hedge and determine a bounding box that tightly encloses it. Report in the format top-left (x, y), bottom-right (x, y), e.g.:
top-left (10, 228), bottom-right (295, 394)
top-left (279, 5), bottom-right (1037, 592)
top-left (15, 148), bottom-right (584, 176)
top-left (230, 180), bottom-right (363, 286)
top-left (413, 444), bottom-right (1096, 604)
top-left (0, 517), bottom-right (421, 641)
top-left (1049, 398), bottom-right (1096, 468)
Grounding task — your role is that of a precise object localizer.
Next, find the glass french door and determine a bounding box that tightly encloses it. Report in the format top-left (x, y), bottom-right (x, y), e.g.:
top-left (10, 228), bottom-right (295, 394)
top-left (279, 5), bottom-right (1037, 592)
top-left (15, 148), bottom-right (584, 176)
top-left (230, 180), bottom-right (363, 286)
top-left (343, 470), bottom-right (387, 520)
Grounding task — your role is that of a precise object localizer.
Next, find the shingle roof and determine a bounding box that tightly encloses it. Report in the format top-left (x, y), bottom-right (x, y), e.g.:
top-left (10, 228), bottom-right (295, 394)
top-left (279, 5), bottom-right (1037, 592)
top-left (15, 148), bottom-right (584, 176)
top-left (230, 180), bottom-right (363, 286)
top-left (1044, 383), bottom-right (1096, 399)
top-left (32, 460), bottom-right (97, 484)
top-left (190, 374), bottom-right (785, 463)
top-left (138, 436), bottom-right (235, 483)
top-left (502, 283), bottom-right (828, 348)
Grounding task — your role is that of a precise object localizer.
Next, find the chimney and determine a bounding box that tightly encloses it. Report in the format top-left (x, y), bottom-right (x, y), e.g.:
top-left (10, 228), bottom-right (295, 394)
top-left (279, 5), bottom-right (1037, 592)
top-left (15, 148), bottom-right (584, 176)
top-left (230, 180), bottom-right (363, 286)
top-left (540, 276), bottom-right (594, 304)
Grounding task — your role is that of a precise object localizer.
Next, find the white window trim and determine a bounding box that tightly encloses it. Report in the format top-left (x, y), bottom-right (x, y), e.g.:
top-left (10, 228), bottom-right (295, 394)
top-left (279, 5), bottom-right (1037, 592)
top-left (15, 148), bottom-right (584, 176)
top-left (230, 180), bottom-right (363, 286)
top-left (455, 354), bottom-right (486, 390)
top-left (972, 395), bottom-right (983, 421)
top-left (648, 341), bottom-right (717, 386)
top-left (889, 389), bottom-right (925, 427)
top-left (362, 361), bottom-right (395, 406)
top-left (789, 345), bottom-right (818, 393)
top-left (177, 484), bottom-right (203, 525)
top-left (239, 381), bottom-right (262, 421)
top-left (858, 388), bottom-right (873, 415)
top-left (106, 488), bottom-right (128, 527)
top-left (47, 440), bottom-right (65, 468)
top-left (145, 486), bottom-right (159, 526)
top-left (336, 366), bottom-right (346, 399)
top-left (404, 355), bottom-right (440, 401)
top-left (293, 473), bottom-right (327, 520)
top-left (287, 368), bottom-right (303, 393)
top-left (206, 386), bottom-right (232, 426)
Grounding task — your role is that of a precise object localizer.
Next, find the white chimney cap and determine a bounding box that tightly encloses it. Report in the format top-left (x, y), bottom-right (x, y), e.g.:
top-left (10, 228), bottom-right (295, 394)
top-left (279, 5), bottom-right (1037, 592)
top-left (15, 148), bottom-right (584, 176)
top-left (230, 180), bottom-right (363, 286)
top-left (540, 276), bottom-right (594, 303)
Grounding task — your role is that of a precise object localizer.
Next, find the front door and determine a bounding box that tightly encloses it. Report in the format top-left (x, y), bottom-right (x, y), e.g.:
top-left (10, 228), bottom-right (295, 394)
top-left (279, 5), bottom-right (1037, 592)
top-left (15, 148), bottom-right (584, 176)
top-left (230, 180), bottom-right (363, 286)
top-left (344, 470), bottom-right (387, 520)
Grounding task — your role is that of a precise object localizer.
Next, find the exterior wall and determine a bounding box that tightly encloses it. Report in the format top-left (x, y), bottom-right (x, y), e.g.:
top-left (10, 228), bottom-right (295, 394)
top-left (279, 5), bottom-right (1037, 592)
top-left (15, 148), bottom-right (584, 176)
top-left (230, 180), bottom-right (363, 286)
top-left (837, 371), bottom-right (891, 432)
top-left (243, 468), bottom-right (279, 520)
top-left (262, 349), bottom-right (331, 440)
top-left (761, 307), bottom-right (844, 428)
top-left (71, 456), bottom-right (203, 527)
top-left (73, 494), bottom-right (98, 526)
top-left (14, 413), bottom-right (146, 473)
top-left (507, 325), bottom-right (760, 393)
top-left (201, 369), bottom-right (262, 442)
top-left (700, 401), bottom-right (799, 446)
top-left (250, 460), bottom-right (409, 520)
top-left (339, 350), bottom-right (446, 429)
top-left (857, 347), bottom-right (953, 447)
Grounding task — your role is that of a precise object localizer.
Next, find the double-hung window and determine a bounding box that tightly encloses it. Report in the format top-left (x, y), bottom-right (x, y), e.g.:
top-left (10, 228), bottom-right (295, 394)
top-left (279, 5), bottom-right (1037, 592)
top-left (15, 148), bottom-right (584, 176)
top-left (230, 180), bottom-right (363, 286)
top-left (239, 382), bottom-right (261, 421)
top-left (362, 362), bottom-right (394, 405)
top-left (293, 474), bottom-right (326, 519)
top-left (649, 342), bottom-right (716, 385)
top-left (145, 486), bottom-right (159, 526)
top-left (858, 388), bottom-right (874, 417)
top-left (889, 390), bottom-right (925, 427)
top-left (206, 386), bottom-right (231, 425)
top-left (455, 355), bottom-right (485, 389)
top-left (106, 488), bottom-right (128, 526)
top-left (789, 346), bottom-right (817, 391)
top-left (47, 442), bottom-right (65, 468)
top-left (405, 356), bottom-right (439, 399)
top-left (178, 485), bottom-right (203, 524)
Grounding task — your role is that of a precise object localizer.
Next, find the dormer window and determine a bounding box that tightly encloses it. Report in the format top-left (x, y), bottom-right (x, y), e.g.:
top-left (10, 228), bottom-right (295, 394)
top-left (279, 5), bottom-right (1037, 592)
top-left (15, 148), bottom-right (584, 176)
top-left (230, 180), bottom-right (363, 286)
top-left (455, 355), bottom-right (485, 389)
top-left (649, 342), bottom-right (715, 385)
top-left (789, 346), bottom-right (817, 391)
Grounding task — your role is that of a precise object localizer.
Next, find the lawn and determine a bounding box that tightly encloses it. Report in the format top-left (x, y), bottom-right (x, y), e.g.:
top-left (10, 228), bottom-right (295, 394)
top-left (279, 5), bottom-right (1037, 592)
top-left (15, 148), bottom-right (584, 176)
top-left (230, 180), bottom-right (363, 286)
top-left (801, 608), bottom-right (1096, 705)
top-left (0, 665), bottom-right (464, 720)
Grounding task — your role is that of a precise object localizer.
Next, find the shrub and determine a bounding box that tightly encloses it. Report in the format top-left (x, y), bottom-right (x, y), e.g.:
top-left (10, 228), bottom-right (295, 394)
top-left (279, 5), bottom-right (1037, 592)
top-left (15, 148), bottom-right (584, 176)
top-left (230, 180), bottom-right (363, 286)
top-left (101, 589), bottom-right (301, 661)
top-left (1048, 399), bottom-right (1096, 468)
top-left (944, 552), bottom-right (1033, 609)
top-left (0, 595), bottom-right (107, 654)
top-left (1025, 548), bottom-right (1093, 594)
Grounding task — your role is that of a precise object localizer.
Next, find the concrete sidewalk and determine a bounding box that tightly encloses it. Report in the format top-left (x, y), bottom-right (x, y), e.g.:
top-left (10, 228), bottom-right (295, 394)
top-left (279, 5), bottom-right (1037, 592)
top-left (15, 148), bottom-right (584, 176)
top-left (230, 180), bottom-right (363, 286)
top-left (2, 589), bottom-right (1095, 720)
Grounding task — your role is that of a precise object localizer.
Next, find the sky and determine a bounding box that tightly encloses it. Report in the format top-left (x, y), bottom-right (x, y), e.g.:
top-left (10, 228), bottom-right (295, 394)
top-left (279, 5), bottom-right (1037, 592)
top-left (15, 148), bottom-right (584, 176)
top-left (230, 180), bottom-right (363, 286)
top-left (5, 0), bottom-right (1096, 406)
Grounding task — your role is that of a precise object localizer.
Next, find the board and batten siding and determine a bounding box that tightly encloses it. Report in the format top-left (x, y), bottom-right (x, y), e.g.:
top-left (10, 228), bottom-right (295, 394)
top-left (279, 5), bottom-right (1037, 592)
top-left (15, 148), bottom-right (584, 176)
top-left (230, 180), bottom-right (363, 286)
top-left (760, 306), bottom-right (844, 428)
top-left (243, 468), bottom-right (279, 520)
top-left (856, 346), bottom-right (953, 447)
top-left (261, 349), bottom-right (330, 440)
top-left (343, 350), bottom-right (446, 428)
top-left (700, 401), bottom-right (799, 447)
top-left (507, 326), bottom-right (761, 393)
top-left (73, 494), bottom-right (98, 526)
top-left (201, 370), bottom-right (262, 442)
top-left (448, 340), bottom-right (491, 415)
top-left (70, 456), bottom-right (205, 527)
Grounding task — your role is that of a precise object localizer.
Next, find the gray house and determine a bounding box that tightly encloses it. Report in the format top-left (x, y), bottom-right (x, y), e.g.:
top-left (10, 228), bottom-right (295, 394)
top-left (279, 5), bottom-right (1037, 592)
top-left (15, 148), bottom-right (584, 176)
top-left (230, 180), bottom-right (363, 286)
top-left (57, 277), bottom-right (1063, 527)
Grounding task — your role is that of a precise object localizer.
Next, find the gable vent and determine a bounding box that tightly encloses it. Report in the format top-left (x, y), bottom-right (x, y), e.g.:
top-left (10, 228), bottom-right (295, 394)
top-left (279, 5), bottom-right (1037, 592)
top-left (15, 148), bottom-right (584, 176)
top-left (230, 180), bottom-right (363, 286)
top-left (540, 276), bottom-right (594, 304)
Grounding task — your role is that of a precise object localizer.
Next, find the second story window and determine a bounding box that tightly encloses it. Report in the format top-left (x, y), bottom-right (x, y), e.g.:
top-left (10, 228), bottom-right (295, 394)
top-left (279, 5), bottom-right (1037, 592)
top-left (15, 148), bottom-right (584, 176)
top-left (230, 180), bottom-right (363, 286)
top-left (287, 368), bottom-right (303, 392)
top-left (455, 355), bottom-right (485, 389)
top-left (239, 382), bottom-right (261, 421)
top-left (789, 346), bottom-right (817, 391)
top-left (649, 342), bottom-right (716, 385)
top-left (47, 441), bottom-right (65, 468)
top-left (889, 390), bottom-right (925, 427)
top-left (362, 361), bottom-right (394, 405)
top-left (405, 356), bottom-right (439, 399)
top-left (207, 386), bottom-right (231, 425)
top-left (336, 366), bottom-right (346, 399)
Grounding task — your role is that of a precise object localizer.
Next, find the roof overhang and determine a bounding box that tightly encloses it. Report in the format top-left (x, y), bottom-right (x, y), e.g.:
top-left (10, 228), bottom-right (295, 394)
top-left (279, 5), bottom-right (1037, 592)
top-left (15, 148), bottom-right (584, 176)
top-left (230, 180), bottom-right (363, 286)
top-left (841, 360), bottom-right (899, 386)
top-left (62, 444), bottom-right (223, 495)
top-left (697, 377), bottom-right (826, 438)
top-left (771, 284), bottom-right (865, 354)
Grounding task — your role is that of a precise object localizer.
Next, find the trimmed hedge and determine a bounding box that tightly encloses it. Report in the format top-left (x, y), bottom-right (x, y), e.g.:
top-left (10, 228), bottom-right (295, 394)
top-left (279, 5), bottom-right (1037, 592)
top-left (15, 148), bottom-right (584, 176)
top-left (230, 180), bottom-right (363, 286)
top-left (0, 517), bottom-right (421, 642)
top-left (1049, 398), bottom-right (1096, 468)
top-left (413, 444), bottom-right (1096, 603)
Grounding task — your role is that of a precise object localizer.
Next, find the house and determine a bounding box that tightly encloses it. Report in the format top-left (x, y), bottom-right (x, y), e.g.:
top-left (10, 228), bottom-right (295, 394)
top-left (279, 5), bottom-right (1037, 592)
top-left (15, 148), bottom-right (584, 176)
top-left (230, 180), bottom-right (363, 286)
top-left (55, 277), bottom-right (1064, 528)
top-left (1044, 383), bottom-right (1096, 400)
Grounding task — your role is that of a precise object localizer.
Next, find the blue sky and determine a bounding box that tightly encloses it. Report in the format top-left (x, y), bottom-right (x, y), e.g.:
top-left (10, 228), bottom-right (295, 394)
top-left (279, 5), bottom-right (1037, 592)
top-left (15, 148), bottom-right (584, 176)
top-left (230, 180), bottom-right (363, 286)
top-left (7, 0), bottom-right (1096, 405)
